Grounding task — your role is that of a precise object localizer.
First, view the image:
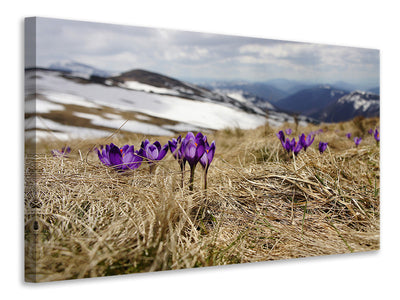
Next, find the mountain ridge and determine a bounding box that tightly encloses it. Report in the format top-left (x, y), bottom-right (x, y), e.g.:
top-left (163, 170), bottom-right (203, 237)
top-left (312, 91), bottom-right (380, 122)
top-left (275, 85), bottom-right (349, 116)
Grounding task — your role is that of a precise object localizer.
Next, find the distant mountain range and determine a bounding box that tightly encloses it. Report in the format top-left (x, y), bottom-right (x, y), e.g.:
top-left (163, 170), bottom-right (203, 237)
top-left (201, 81), bottom-right (288, 103)
top-left (203, 81), bottom-right (380, 123)
top-left (275, 85), bottom-right (349, 115)
top-left (48, 60), bottom-right (115, 78)
top-left (311, 91), bottom-right (380, 122)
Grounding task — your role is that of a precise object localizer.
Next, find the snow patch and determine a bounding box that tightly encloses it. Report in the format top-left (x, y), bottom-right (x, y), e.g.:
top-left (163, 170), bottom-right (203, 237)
top-left (25, 116), bottom-right (112, 140)
top-left (25, 99), bottom-right (65, 114)
top-left (162, 123), bottom-right (203, 133)
top-left (103, 113), bottom-right (124, 120)
top-left (134, 114), bottom-right (152, 121)
top-left (227, 92), bottom-right (248, 103)
top-left (338, 91), bottom-right (379, 112)
top-left (122, 81), bottom-right (180, 96)
top-left (89, 118), bottom-right (174, 136)
top-left (43, 92), bottom-right (101, 109)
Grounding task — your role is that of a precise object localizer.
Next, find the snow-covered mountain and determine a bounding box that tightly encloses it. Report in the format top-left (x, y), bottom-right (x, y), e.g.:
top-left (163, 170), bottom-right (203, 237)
top-left (25, 67), bottom-right (315, 142)
top-left (313, 91), bottom-right (380, 122)
top-left (48, 60), bottom-right (115, 79)
top-left (212, 89), bottom-right (276, 112)
top-left (275, 85), bottom-right (349, 116)
top-left (200, 81), bottom-right (288, 103)
top-left (109, 69), bottom-right (264, 115)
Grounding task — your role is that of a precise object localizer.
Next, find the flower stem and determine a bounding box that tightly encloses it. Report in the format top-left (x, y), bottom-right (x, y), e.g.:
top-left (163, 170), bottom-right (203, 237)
top-left (180, 162), bottom-right (185, 188)
top-left (204, 169), bottom-right (208, 190)
top-left (292, 152), bottom-right (297, 171)
top-left (189, 165), bottom-right (196, 191)
top-left (149, 164), bottom-right (156, 174)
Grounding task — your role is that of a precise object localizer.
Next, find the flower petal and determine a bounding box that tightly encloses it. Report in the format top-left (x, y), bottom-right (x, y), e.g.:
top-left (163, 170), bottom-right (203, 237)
top-left (146, 144), bottom-right (159, 161)
top-left (207, 141), bottom-right (216, 164)
top-left (153, 141), bottom-right (162, 152)
top-left (199, 152), bottom-right (208, 168)
top-left (141, 139), bottom-right (150, 150)
top-left (157, 144), bottom-right (169, 160)
top-left (185, 132), bottom-right (195, 142)
top-left (195, 138), bottom-right (205, 161)
top-left (109, 144), bottom-right (123, 167)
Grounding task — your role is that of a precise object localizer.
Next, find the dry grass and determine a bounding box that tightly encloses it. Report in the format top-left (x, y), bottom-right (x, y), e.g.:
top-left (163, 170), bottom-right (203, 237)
top-left (24, 117), bottom-right (380, 282)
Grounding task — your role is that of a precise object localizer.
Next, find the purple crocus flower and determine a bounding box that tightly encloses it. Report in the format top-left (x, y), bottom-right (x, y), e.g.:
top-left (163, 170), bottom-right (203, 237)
top-left (141, 139), bottom-right (169, 162)
top-left (97, 144), bottom-right (112, 166)
top-left (283, 138), bottom-right (295, 154)
top-left (285, 128), bottom-right (292, 135)
top-left (169, 135), bottom-right (187, 187)
top-left (276, 130), bottom-right (285, 147)
top-left (199, 140), bottom-right (216, 169)
top-left (293, 140), bottom-right (303, 156)
top-left (374, 129), bottom-right (380, 143)
top-left (346, 133), bottom-right (351, 139)
top-left (183, 132), bottom-right (206, 169)
top-left (97, 143), bottom-right (143, 170)
top-left (139, 139), bottom-right (169, 173)
top-left (354, 137), bottom-right (362, 147)
top-left (182, 132), bottom-right (206, 191)
top-left (318, 142), bottom-right (328, 154)
top-left (199, 138), bottom-right (216, 189)
top-left (52, 146), bottom-right (71, 157)
top-left (368, 128), bottom-right (373, 135)
top-left (280, 136), bottom-right (303, 156)
top-left (300, 134), bottom-right (315, 151)
top-left (168, 135), bottom-right (182, 160)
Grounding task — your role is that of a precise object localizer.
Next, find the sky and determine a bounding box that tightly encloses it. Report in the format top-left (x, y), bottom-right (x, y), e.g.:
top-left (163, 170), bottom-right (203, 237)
top-left (27, 17), bottom-right (380, 89)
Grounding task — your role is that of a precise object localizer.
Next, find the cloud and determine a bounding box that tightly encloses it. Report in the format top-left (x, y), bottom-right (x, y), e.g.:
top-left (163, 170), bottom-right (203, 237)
top-left (34, 17), bottom-right (379, 86)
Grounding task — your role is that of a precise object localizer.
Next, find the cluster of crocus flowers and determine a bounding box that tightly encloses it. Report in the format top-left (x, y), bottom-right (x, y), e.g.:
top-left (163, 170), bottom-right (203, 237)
top-left (96, 132), bottom-right (216, 191)
top-left (276, 130), bottom-right (315, 157)
top-left (51, 146), bottom-right (71, 157)
top-left (169, 132), bottom-right (216, 191)
top-left (345, 127), bottom-right (379, 147)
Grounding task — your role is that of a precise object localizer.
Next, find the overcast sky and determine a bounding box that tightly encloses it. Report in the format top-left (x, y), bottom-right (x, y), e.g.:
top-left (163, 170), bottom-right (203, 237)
top-left (28, 17), bottom-right (380, 88)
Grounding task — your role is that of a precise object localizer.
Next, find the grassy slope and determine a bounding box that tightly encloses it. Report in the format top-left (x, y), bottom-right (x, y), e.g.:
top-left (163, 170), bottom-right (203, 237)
top-left (24, 117), bottom-right (380, 282)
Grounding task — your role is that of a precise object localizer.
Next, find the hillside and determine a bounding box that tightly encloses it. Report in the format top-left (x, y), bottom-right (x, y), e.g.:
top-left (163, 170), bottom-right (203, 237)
top-left (312, 91), bottom-right (380, 122)
top-left (48, 60), bottom-right (114, 78)
top-left (202, 81), bottom-right (289, 103)
top-left (25, 68), bottom-right (315, 143)
top-left (25, 117), bottom-right (380, 282)
top-left (275, 85), bottom-right (348, 115)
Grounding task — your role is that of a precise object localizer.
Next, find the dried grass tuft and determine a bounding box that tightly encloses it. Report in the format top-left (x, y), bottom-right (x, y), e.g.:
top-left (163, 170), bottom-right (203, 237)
top-left (25, 118), bottom-right (380, 282)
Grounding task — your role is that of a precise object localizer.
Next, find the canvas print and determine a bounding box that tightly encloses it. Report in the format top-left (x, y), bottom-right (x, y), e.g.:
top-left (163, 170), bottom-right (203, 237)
top-left (24, 17), bottom-right (380, 282)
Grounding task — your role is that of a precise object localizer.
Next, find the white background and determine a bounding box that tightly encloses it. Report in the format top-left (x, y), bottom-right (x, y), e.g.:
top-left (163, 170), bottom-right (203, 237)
top-left (2, 1), bottom-right (399, 299)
